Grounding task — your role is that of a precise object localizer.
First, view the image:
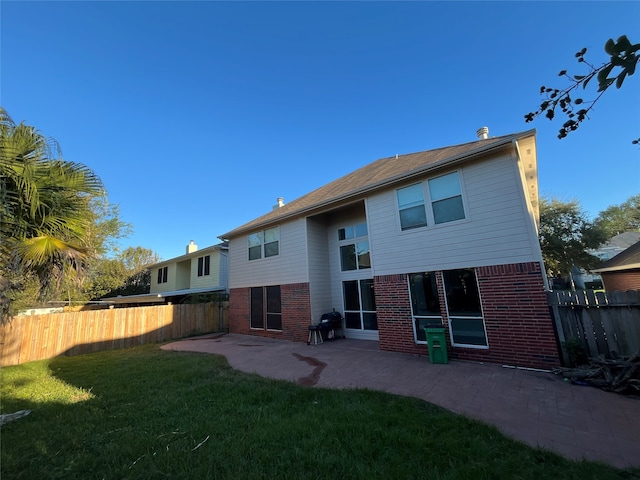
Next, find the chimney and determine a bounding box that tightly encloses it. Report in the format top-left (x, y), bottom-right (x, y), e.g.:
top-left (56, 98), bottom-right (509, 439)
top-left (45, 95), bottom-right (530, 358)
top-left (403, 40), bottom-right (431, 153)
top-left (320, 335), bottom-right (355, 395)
top-left (272, 197), bottom-right (285, 210)
top-left (476, 126), bottom-right (489, 140)
top-left (186, 240), bottom-right (198, 254)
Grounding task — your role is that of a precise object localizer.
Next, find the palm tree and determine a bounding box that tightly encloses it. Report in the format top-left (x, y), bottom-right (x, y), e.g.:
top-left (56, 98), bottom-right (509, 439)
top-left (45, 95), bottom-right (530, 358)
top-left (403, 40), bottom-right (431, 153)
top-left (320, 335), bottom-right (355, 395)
top-left (0, 107), bottom-right (104, 318)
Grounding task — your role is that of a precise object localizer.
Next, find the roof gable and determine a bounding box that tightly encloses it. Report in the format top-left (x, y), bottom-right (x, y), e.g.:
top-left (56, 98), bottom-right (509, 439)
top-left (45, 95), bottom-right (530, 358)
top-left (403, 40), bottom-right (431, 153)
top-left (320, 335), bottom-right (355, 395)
top-left (221, 129), bottom-right (535, 239)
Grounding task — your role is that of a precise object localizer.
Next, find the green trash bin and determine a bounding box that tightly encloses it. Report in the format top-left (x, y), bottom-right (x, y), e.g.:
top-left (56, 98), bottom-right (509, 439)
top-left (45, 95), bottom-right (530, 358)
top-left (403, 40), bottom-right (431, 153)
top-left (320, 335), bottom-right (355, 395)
top-left (424, 327), bottom-right (448, 364)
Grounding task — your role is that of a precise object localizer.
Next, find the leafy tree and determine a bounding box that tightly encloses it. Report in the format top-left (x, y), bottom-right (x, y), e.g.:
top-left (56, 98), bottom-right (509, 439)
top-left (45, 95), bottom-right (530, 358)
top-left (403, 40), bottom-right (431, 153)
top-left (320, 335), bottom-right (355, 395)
top-left (86, 246), bottom-right (160, 300)
top-left (64, 199), bottom-right (133, 302)
top-left (525, 35), bottom-right (639, 141)
top-left (593, 194), bottom-right (640, 238)
top-left (110, 246), bottom-right (160, 297)
top-left (0, 107), bottom-right (103, 317)
top-left (538, 197), bottom-right (607, 282)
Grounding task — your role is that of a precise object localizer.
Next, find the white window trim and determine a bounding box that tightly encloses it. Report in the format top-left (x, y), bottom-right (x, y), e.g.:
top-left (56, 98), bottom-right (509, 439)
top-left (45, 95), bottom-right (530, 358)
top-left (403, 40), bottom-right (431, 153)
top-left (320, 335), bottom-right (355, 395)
top-left (442, 269), bottom-right (489, 350)
top-left (337, 222), bottom-right (371, 272)
top-left (248, 226), bottom-right (280, 261)
top-left (395, 170), bottom-right (469, 233)
top-left (341, 278), bottom-right (377, 332)
top-left (406, 274), bottom-right (443, 344)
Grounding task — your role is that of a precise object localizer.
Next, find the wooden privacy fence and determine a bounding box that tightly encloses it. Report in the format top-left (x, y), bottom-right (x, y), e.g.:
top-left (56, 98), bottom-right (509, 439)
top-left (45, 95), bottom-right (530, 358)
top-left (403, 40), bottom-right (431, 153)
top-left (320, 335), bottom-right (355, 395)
top-left (0, 302), bottom-right (228, 366)
top-left (548, 290), bottom-right (640, 364)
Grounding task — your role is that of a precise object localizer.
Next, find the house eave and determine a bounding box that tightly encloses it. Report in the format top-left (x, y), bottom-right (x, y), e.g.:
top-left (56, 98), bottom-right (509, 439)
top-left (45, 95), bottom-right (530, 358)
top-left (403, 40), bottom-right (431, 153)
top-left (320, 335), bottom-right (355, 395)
top-left (592, 264), bottom-right (640, 274)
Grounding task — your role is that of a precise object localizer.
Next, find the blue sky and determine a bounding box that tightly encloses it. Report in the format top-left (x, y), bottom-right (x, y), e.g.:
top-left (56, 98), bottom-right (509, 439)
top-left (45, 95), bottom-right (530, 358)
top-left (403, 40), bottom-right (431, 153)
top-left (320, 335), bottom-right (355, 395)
top-left (2, 1), bottom-right (639, 261)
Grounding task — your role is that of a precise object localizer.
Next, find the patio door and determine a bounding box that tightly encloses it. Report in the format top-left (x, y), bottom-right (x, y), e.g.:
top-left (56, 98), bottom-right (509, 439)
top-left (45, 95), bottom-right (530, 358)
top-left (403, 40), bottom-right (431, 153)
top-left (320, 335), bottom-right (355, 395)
top-left (342, 279), bottom-right (378, 340)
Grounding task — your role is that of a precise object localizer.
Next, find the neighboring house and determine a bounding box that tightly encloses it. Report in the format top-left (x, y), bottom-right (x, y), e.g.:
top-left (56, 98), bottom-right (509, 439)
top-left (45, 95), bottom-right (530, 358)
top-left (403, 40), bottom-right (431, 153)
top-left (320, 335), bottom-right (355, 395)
top-left (219, 128), bottom-right (560, 369)
top-left (591, 232), bottom-right (640, 261)
top-left (572, 232), bottom-right (640, 289)
top-left (103, 241), bottom-right (229, 306)
top-left (592, 240), bottom-right (640, 291)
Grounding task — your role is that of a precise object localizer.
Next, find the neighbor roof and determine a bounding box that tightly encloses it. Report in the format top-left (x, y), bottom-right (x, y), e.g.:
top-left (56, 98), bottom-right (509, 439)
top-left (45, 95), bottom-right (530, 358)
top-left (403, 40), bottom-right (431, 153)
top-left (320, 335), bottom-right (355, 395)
top-left (220, 129), bottom-right (535, 239)
top-left (592, 240), bottom-right (640, 273)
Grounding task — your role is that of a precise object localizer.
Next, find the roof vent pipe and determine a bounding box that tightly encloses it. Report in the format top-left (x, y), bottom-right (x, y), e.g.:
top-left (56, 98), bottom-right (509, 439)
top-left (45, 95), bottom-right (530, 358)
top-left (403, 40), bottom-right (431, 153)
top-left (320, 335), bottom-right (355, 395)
top-left (476, 126), bottom-right (489, 139)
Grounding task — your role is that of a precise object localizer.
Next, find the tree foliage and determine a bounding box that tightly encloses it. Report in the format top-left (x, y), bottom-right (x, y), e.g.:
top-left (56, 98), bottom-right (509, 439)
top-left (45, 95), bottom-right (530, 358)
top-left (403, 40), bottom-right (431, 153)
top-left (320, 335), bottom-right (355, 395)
top-left (538, 197), bottom-right (607, 279)
top-left (1, 108), bottom-right (161, 315)
top-left (86, 246), bottom-right (160, 300)
top-left (525, 35), bottom-right (639, 141)
top-left (593, 194), bottom-right (640, 238)
top-left (0, 107), bottom-right (103, 317)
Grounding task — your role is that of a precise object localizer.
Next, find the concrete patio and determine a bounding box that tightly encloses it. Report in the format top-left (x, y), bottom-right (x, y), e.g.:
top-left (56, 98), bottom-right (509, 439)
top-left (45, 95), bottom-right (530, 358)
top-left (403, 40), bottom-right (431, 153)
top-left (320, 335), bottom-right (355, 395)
top-left (161, 333), bottom-right (639, 469)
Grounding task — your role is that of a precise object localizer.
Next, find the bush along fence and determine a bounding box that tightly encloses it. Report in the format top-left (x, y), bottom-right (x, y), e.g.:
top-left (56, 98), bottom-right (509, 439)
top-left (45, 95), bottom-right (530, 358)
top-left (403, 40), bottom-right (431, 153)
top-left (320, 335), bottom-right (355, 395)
top-left (548, 290), bottom-right (640, 365)
top-left (0, 302), bottom-right (228, 366)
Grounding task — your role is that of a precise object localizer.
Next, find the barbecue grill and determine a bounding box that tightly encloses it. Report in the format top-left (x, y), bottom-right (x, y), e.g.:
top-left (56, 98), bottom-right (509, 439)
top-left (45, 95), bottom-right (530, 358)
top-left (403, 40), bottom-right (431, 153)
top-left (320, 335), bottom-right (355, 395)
top-left (307, 310), bottom-right (344, 345)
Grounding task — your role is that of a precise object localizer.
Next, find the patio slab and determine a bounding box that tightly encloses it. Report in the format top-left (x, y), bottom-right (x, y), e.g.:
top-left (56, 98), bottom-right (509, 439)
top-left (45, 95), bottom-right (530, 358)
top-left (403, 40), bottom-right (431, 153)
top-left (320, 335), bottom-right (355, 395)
top-left (161, 333), bottom-right (640, 469)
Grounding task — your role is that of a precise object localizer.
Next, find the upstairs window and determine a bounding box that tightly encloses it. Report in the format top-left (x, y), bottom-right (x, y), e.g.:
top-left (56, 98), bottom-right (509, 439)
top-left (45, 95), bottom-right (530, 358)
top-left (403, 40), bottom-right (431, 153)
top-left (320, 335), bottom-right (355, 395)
top-left (197, 255), bottom-right (210, 276)
top-left (396, 172), bottom-right (466, 230)
top-left (397, 184), bottom-right (427, 230)
top-left (338, 222), bottom-right (368, 240)
top-left (338, 222), bottom-right (370, 271)
top-left (340, 242), bottom-right (370, 271)
top-left (248, 227), bottom-right (279, 261)
top-left (157, 266), bottom-right (168, 284)
top-left (428, 172), bottom-right (465, 224)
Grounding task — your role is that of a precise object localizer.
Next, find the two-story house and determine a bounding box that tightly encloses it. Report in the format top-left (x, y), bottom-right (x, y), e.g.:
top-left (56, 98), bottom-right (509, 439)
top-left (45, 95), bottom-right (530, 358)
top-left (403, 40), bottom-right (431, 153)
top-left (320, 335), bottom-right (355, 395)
top-left (220, 129), bottom-right (560, 369)
top-left (103, 241), bottom-right (228, 305)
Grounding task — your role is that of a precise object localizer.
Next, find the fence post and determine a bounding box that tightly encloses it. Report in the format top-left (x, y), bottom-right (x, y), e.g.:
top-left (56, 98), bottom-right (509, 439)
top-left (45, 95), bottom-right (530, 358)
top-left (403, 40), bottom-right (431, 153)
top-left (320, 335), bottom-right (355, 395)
top-left (547, 291), bottom-right (569, 365)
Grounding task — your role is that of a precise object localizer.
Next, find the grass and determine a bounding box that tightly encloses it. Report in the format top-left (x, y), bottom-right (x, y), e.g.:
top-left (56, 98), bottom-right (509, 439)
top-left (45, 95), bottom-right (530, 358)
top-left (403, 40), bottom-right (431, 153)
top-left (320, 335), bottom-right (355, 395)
top-left (1, 345), bottom-right (638, 480)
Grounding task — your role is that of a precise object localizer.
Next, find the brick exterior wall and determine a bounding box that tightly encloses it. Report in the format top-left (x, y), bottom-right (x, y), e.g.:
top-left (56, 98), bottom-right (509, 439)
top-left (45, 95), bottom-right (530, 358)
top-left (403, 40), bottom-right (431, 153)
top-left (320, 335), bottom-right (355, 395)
top-left (601, 270), bottom-right (640, 291)
top-left (375, 262), bottom-right (560, 369)
top-left (229, 283), bottom-right (311, 343)
top-left (376, 274), bottom-right (421, 355)
top-left (230, 263), bottom-right (560, 369)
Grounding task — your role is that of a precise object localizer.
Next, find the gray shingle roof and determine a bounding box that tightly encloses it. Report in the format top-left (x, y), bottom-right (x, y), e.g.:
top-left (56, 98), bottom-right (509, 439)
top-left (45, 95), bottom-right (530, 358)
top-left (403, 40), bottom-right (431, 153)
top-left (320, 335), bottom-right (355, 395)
top-left (220, 129), bottom-right (535, 239)
top-left (593, 240), bottom-right (640, 273)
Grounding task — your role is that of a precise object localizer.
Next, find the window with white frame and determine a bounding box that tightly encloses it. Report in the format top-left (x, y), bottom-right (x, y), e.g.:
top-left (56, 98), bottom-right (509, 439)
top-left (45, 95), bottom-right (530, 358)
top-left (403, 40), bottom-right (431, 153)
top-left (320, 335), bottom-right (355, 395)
top-left (338, 222), bottom-right (370, 271)
top-left (442, 268), bottom-right (487, 347)
top-left (408, 272), bottom-right (443, 343)
top-left (396, 172), bottom-right (466, 230)
top-left (343, 279), bottom-right (377, 331)
top-left (250, 285), bottom-right (282, 330)
top-left (428, 172), bottom-right (465, 224)
top-left (197, 255), bottom-right (210, 276)
top-left (397, 183), bottom-right (427, 230)
top-left (248, 227), bottom-right (279, 261)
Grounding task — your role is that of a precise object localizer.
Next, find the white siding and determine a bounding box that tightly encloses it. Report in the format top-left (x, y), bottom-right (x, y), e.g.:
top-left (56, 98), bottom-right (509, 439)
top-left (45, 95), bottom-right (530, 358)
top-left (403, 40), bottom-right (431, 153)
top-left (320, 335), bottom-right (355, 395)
top-left (229, 219), bottom-right (309, 288)
top-left (306, 217), bottom-right (332, 322)
top-left (368, 153), bottom-right (539, 275)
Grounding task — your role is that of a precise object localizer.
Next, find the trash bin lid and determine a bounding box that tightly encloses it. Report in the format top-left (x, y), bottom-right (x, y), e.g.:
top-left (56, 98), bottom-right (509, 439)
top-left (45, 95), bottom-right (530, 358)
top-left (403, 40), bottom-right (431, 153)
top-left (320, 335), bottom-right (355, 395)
top-left (425, 326), bottom-right (445, 332)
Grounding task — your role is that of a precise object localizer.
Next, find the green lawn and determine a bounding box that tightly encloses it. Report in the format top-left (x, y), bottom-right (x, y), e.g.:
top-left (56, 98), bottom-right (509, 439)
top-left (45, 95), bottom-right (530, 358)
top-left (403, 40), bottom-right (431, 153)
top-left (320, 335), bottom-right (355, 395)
top-left (1, 345), bottom-right (637, 480)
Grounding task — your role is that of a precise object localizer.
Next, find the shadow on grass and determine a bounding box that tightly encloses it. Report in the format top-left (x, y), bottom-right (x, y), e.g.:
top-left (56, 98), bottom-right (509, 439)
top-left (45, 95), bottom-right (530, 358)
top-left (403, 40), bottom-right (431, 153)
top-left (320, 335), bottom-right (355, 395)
top-left (2, 345), bottom-right (638, 480)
